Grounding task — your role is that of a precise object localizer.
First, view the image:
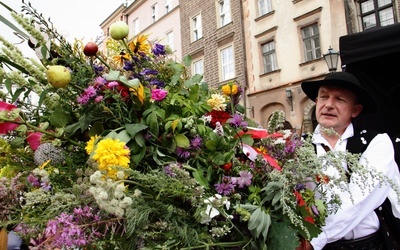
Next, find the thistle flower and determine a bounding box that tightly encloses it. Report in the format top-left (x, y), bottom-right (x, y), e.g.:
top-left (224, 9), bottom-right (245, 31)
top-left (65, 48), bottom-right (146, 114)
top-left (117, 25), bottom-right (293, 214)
top-left (34, 143), bottom-right (65, 166)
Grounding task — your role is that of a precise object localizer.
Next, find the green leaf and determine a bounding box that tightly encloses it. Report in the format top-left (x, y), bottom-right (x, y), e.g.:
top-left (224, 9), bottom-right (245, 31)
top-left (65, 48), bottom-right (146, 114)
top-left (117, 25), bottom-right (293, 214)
top-left (239, 134), bottom-right (254, 146)
top-left (125, 123), bottom-right (148, 137)
top-left (78, 114), bottom-right (92, 132)
top-left (49, 106), bottom-right (69, 128)
top-left (205, 140), bottom-right (217, 151)
top-left (182, 55), bottom-right (192, 67)
top-left (106, 70), bottom-right (120, 81)
top-left (147, 112), bottom-right (159, 138)
top-left (248, 208), bottom-right (271, 238)
top-left (11, 87), bottom-right (25, 103)
top-left (235, 204), bottom-right (259, 212)
top-left (116, 130), bottom-right (131, 143)
top-left (65, 122), bottom-right (81, 135)
top-left (131, 147), bottom-right (146, 165)
top-left (174, 134), bottom-right (190, 148)
top-left (88, 121), bottom-right (104, 136)
top-left (193, 169), bottom-right (210, 189)
top-left (134, 133), bottom-right (146, 147)
top-left (0, 12), bottom-right (30, 40)
top-left (267, 219), bottom-right (300, 250)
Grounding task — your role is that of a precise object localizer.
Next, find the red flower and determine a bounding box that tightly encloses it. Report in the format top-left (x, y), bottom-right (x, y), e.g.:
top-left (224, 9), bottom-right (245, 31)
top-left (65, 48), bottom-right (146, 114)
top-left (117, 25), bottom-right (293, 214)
top-left (27, 132), bottom-right (43, 150)
top-left (115, 84), bottom-right (130, 100)
top-left (294, 190), bottom-right (306, 206)
top-left (294, 190), bottom-right (315, 224)
top-left (0, 101), bottom-right (19, 134)
top-left (207, 110), bottom-right (231, 128)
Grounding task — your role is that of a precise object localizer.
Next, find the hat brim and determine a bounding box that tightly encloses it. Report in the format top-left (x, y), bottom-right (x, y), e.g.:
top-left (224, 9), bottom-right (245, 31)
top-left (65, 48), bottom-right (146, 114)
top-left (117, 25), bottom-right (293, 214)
top-left (301, 79), bottom-right (378, 114)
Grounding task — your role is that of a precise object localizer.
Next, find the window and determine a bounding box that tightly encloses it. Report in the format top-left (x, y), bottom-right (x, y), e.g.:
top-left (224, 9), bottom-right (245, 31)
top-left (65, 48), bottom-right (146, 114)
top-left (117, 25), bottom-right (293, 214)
top-left (132, 18), bottom-right (139, 37)
top-left (166, 31), bottom-right (174, 51)
top-left (261, 41), bottom-right (277, 73)
top-left (192, 14), bottom-right (203, 41)
top-left (301, 24), bottom-right (321, 62)
top-left (219, 0), bottom-right (232, 27)
top-left (360, 0), bottom-right (394, 30)
top-left (193, 59), bottom-right (204, 77)
top-left (151, 4), bottom-right (158, 23)
top-left (258, 0), bottom-right (272, 16)
top-left (220, 45), bottom-right (235, 80)
top-left (166, 0), bottom-right (171, 13)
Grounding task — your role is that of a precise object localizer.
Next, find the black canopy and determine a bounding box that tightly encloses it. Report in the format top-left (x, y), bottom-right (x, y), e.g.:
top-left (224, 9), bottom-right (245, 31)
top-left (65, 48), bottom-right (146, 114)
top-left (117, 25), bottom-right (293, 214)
top-left (339, 23), bottom-right (400, 137)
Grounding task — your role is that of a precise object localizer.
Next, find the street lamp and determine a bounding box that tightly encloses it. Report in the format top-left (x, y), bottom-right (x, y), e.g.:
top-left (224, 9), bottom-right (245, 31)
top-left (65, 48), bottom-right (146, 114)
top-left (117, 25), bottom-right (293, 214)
top-left (286, 89), bottom-right (293, 111)
top-left (323, 46), bottom-right (340, 73)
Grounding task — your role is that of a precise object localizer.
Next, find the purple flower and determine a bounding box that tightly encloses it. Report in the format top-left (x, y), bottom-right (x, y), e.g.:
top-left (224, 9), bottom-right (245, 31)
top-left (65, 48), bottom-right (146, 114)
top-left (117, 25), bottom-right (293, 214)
top-left (215, 182), bottom-right (235, 196)
top-left (231, 171), bottom-right (252, 188)
top-left (150, 78), bottom-right (165, 88)
top-left (190, 136), bottom-right (202, 149)
top-left (176, 147), bottom-right (190, 159)
top-left (229, 113), bottom-right (248, 128)
top-left (123, 61), bottom-right (134, 71)
top-left (151, 88), bottom-right (168, 101)
top-left (93, 76), bottom-right (107, 85)
top-left (141, 68), bottom-right (158, 76)
top-left (295, 183), bottom-right (306, 191)
top-left (40, 181), bottom-right (52, 191)
top-left (93, 64), bottom-right (104, 73)
top-left (164, 162), bottom-right (182, 177)
top-left (27, 173), bottom-right (40, 187)
top-left (152, 43), bottom-right (166, 56)
top-left (77, 86), bottom-right (97, 105)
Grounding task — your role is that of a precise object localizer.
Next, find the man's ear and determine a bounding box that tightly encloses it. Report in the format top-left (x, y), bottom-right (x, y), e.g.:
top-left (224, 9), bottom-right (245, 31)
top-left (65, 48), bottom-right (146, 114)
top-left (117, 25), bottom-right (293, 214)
top-left (351, 104), bottom-right (363, 118)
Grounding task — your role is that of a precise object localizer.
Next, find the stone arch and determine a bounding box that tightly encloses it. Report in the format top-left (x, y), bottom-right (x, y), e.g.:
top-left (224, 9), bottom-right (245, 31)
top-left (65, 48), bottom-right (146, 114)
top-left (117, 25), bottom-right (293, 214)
top-left (259, 102), bottom-right (286, 128)
top-left (301, 98), bottom-right (316, 134)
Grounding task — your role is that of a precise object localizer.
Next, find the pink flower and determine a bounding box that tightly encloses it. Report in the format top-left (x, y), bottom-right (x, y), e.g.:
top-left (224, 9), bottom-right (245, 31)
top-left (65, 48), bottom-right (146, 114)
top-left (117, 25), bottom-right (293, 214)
top-left (107, 81), bottom-right (119, 88)
top-left (0, 101), bottom-right (19, 134)
top-left (231, 171), bottom-right (253, 188)
top-left (151, 89), bottom-right (168, 101)
top-left (27, 132), bottom-right (43, 150)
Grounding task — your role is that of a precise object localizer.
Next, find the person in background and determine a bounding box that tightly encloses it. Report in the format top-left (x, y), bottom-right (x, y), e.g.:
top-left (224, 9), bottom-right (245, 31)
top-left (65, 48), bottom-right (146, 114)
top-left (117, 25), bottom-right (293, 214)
top-left (298, 71), bottom-right (400, 250)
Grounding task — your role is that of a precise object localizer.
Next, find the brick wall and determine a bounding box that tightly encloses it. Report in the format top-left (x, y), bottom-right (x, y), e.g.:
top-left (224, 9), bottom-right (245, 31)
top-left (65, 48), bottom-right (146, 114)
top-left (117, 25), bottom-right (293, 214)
top-left (179, 0), bottom-right (247, 89)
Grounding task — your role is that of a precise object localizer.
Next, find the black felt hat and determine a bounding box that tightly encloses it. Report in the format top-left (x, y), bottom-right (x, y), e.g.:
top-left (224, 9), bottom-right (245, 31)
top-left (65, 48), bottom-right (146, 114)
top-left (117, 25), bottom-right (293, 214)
top-left (301, 72), bottom-right (378, 114)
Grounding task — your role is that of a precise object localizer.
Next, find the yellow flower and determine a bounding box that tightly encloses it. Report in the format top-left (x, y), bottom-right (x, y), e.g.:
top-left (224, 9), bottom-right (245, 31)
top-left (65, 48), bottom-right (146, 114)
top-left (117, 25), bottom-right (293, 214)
top-left (113, 52), bottom-right (132, 66)
top-left (221, 83), bottom-right (238, 95)
top-left (85, 135), bottom-right (100, 155)
top-left (257, 146), bottom-right (268, 154)
top-left (39, 160), bottom-right (51, 169)
top-left (130, 83), bottom-right (145, 104)
top-left (207, 93), bottom-right (227, 111)
top-left (128, 34), bottom-right (151, 54)
top-left (92, 138), bottom-right (130, 179)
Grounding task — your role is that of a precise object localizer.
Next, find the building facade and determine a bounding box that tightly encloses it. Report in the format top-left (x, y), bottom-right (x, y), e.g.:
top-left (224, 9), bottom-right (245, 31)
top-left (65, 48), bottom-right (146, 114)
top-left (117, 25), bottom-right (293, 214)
top-left (178, 0), bottom-right (248, 95)
top-left (100, 0), bottom-right (399, 133)
top-left (243, 0), bottom-right (399, 133)
top-left (99, 0), bottom-right (182, 61)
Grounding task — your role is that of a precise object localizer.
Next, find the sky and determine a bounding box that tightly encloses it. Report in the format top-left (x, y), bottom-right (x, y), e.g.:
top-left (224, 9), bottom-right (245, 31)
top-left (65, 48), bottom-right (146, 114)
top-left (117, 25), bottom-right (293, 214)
top-left (0, 0), bottom-right (124, 57)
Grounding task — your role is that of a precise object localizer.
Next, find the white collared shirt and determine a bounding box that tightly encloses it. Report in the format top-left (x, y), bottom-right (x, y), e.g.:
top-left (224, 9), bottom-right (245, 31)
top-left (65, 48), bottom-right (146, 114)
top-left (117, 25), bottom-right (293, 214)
top-left (310, 123), bottom-right (400, 250)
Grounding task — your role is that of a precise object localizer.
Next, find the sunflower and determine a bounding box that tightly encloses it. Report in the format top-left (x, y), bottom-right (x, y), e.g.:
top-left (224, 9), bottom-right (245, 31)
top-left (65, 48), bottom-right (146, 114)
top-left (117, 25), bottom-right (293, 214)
top-left (112, 51), bottom-right (132, 66)
top-left (128, 34), bottom-right (151, 54)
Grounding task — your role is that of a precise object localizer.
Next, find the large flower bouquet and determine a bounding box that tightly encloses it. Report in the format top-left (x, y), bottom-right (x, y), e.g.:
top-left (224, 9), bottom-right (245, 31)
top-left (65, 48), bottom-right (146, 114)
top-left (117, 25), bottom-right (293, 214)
top-left (0, 2), bottom-right (349, 249)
